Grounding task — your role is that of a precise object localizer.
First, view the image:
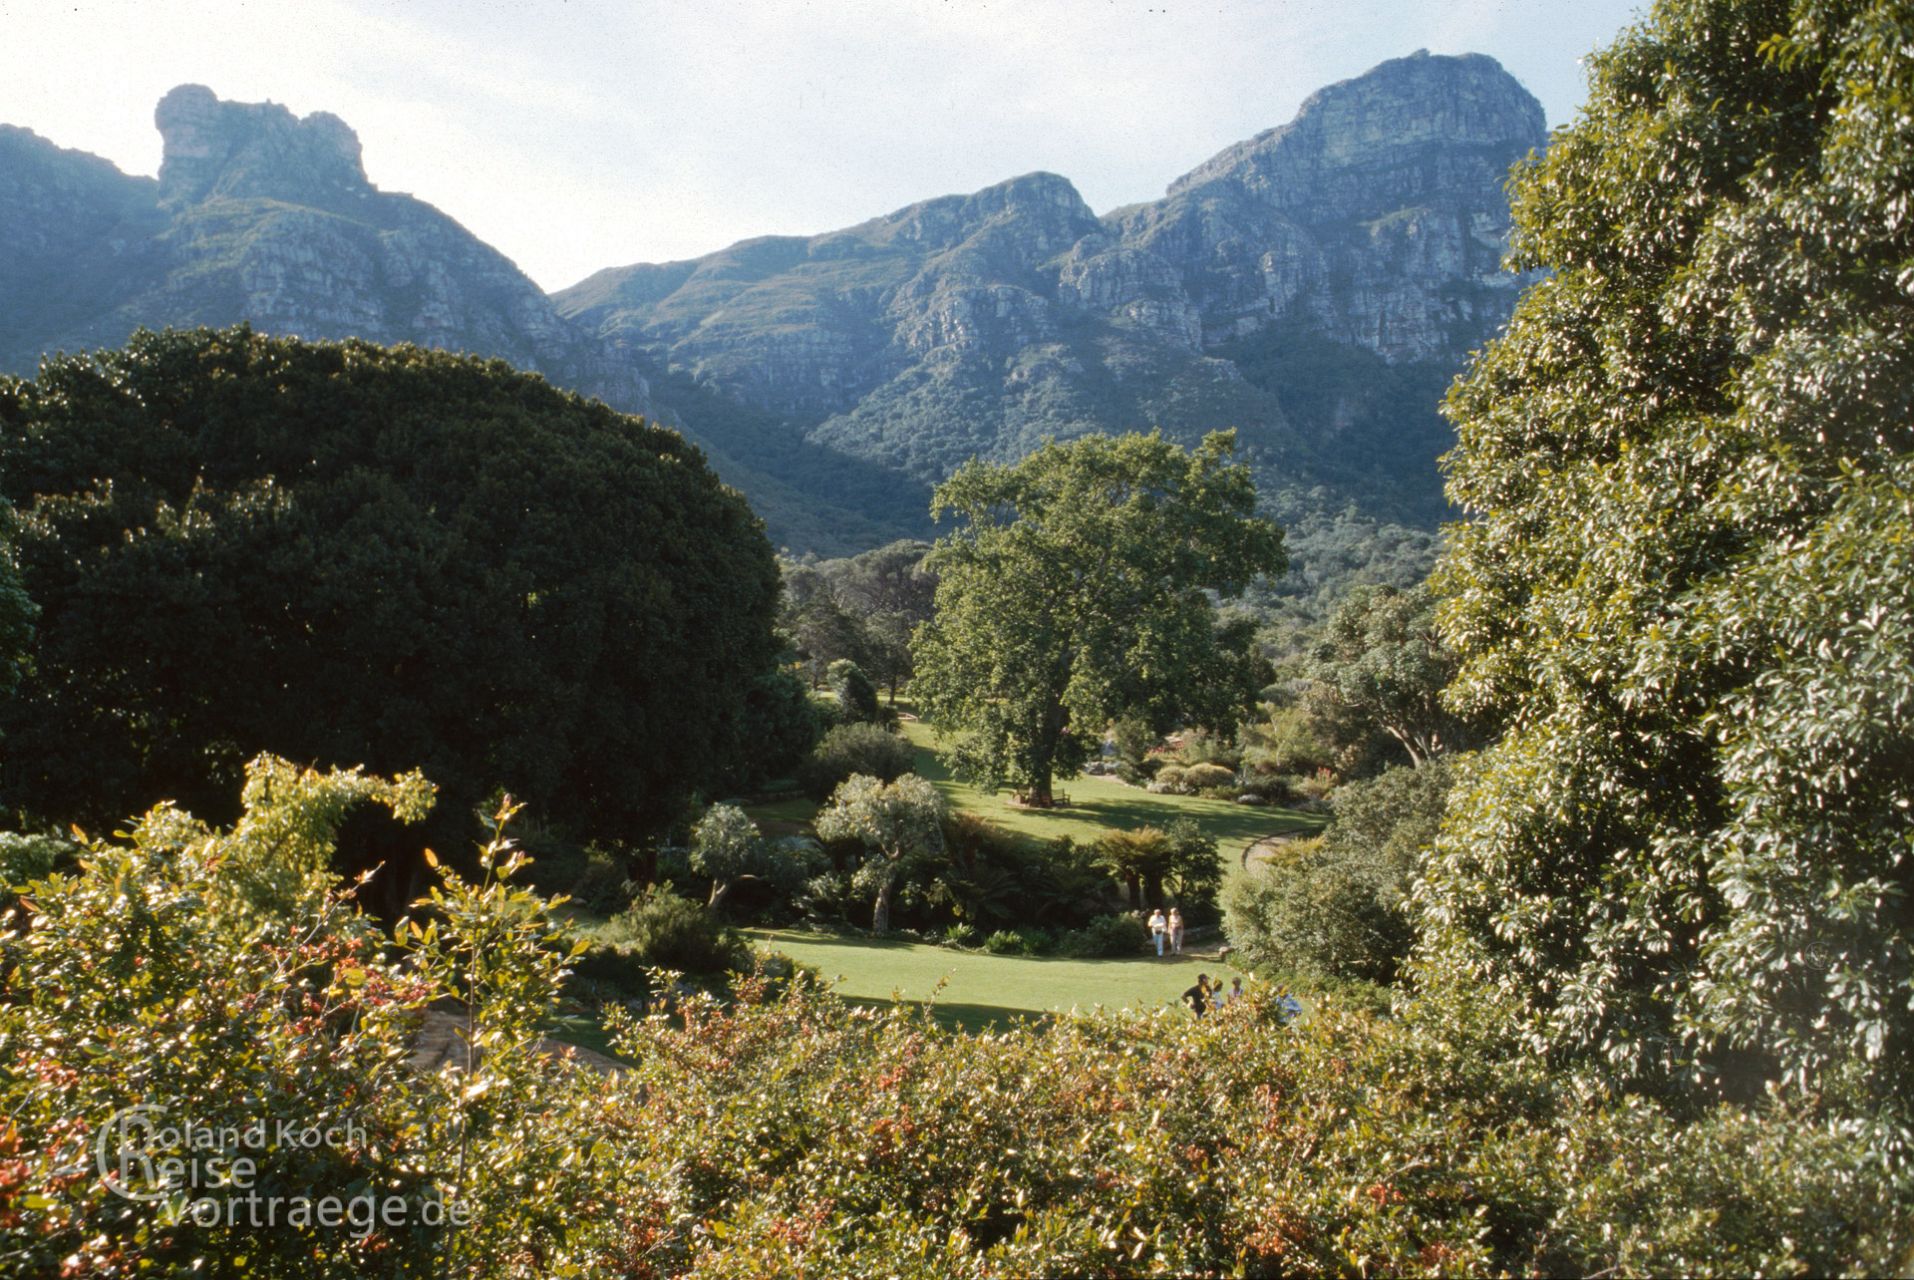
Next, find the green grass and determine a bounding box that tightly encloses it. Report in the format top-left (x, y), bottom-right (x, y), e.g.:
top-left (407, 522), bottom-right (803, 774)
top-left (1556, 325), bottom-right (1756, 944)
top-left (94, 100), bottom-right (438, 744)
top-left (743, 703), bottom-right (1323, 883)
top-left (722, 704), bottom-right (1320, 1030)
top-left (746, 927), bottom-right (1252, 1033)
top-left (897, 716), bottom-right (1318, 882)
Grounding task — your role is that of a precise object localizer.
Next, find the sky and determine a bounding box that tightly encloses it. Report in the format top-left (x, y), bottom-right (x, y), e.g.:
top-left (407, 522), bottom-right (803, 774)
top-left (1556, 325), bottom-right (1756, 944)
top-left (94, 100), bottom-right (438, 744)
top-left (0, 0), bottom-right (1645, 292)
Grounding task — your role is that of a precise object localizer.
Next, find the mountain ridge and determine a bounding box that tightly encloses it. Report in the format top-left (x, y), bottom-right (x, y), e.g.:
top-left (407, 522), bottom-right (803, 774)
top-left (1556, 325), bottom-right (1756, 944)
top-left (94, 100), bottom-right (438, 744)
top-left (1, 52), bottom-right (1546, 552)
top-left (555, 49), bottom-right (1546, 527)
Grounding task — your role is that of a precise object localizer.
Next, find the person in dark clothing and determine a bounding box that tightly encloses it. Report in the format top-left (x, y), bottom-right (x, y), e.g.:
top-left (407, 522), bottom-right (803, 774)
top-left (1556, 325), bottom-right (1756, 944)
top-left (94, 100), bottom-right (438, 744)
top-left (1182, 973), bottom-right (1212, 1017)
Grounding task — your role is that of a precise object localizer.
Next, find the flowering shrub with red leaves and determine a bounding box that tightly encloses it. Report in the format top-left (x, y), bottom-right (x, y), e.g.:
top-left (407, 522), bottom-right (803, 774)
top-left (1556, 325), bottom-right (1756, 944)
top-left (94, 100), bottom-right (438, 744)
top-left (1, 757), bottom-right (1905, 1277)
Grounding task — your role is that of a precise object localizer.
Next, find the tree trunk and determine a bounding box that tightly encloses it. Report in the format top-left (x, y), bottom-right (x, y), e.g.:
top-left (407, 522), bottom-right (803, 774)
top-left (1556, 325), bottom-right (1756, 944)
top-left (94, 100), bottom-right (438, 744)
top-left (1144, 872), bottom-right (1165, 911)
top-left (1024, 687), bottom-right (1068, 807)
top-left (1123, 872), bottom-right (1142, 912)
top-left (707, 880), bottom-right (730, 911)
top-left (871, 873), bottom-right (896, 934)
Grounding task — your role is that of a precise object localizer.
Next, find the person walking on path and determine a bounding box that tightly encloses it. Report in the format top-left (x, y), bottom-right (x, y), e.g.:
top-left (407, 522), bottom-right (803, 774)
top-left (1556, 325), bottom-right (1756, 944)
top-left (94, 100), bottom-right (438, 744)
top-left (1148, 908), bottom-right (1168, 956)
top-left (1168, 907), bottom-right (1185, 955)
top-left (1182, 973), bottom-right (1212, 1018)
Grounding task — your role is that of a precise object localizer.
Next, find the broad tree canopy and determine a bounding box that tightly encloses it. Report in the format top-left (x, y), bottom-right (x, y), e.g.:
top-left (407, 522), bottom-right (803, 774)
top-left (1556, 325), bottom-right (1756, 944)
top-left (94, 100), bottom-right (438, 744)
top-left (1423, 0), bottom-right (1914, 1105)
top-left (0, 326), bottom-right (783, 848)
top-left (912, 430), bottom-right (1283, 805)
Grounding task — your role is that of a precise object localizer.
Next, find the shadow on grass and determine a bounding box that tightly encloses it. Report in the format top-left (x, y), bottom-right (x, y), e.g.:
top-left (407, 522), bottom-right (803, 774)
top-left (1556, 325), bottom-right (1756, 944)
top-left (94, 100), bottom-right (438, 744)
top-left (839, 995), bottom-right (1056, 1034)
top-left (902, 725), bottom-right (1322, 852)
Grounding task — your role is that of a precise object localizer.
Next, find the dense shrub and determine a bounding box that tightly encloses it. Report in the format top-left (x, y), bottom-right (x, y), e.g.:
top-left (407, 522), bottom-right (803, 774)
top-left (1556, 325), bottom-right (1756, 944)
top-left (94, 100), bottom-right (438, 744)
top-left (939, 816), bottom-right (1111, 934)
top-left (1149, 763), bottom-right (1191, 794)
top-left (1242, 703), bottom-right (1335, 777)
top-left (0, 830), bottom-right (75, 890)
top-left (983, 927), bottom-right (1052, 956)
top-left (3, 759), bottom-right (1906, 1277)
top-left (564, 939), bottom-right (653, 1004)
top-left (1183, 762), bottom-right (1237, 793)
top-left (1233, 775), bottom-right (1294, 805)
top-left (735, 666), bottom-right (823, 787)
top-left (796, 721), bottom-right (915, 800)
top-left (1226, 761), bottom-right (1453, 984)
top-left (1055, 913), bottom-right (1149, 958)
top-left (827, 658), bottom-right (882, 724)
top-left (521, 840), bottom-right (633, 915)
top-left (1176, 729), bottom-right (1241, 771)
top-left (600, 885), bottom-right (751, 974)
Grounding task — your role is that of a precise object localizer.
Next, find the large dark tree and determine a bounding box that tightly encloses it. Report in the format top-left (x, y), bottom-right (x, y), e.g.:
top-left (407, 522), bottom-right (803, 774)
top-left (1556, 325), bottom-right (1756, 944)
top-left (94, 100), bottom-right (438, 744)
top-left (912, 430), bottom-right (1283, 806)
top-left (835, 539), bottom-right (937, 701)
top-left (1423, 0), bottom-right (1914, 1108)
top-left (0, 326), bottom-right (782, 849)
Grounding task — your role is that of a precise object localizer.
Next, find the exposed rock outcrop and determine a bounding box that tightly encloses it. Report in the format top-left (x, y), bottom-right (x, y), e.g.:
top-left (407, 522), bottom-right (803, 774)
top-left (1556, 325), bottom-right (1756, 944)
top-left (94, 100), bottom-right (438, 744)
top-left (1, 54), bottom-right (1547, 546)
top-left (556, 51), bottom-right (1548, 524)
top-left (0, 87), bottom-right (650, 417)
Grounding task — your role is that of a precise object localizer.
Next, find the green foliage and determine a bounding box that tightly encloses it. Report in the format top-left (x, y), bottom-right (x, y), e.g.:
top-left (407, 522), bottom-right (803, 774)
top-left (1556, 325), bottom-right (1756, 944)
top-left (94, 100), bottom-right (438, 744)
top-left (689, 802), bottom-right (762, 910)
top-left (3, 758), bottom-right (1907, 1275)
top-left (0, 326), bottom-right (782, 849)
top-left (935, 818), bottom-right (1112, 935)
top-left (826, 657), bottom-right (882, 724)
top-left (0, 506), bottom-right (34, 714)
top-left (781, 563), bottom-right (871, 688)
top-left (521, 838), bottom-right (630, 915)
top-left (1183, 762), bottom-right (1237, 794)
top-left (1241, 702), bottom-right (1337, 777)
top-left (0, 830), bottom-right (74, 891)
top-left (815, 538), bottom-right (940, 700)
top-left (912, 429), bottom-right (1284, 804)
top-left (796, 720), bottom-right (917, 801)
top-left (1162, 818), bottom-right (1224, 924)
top-left (1424, 0), bottom-right (1914, 1109)
top-left (0, 757), bottom-right (664, 1276)
top-left (1093, 819), bottom-right (1221, 919)
top-left (982, 927), bottom-right (1047, 956)
top-left (1109, 713), bottom-right (1159, 783)
top-left (735, 666), bottom-right (823, 788)
top-left (1227, 761), bottom-right (1454, 985)
top-left (814, 772), bottom-right (947, 933)
top-left (1306, 582), bottom-right (1464, 770)
top-left (564, 938), bottom-right (654, 1003)
top-left (1149, 762), bottom-right (1191, 794)
top-left (1055, 912), bottom-right (1150, 959)
top-left (689, 802), bottom-right (820, 912)
top-left (600, 884), bottom-right (752, 975)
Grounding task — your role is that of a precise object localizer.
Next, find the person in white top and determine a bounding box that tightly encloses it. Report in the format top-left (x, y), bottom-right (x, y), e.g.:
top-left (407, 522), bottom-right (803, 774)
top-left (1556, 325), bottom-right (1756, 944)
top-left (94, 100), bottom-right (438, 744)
top-left (1147, 908), bottom-right (1167, 956)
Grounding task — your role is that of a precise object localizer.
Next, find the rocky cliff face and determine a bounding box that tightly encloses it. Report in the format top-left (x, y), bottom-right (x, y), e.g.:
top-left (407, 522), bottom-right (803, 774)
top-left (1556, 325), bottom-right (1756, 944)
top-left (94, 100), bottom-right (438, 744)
top-left (1113, 50), bottom-right (1544, 361)
top-left (1, 55), bottom-right (1546, 549)
top-left (558, 51), bottom-right (1547, 525)
top-left (0, 86), bottom-right (650, 417)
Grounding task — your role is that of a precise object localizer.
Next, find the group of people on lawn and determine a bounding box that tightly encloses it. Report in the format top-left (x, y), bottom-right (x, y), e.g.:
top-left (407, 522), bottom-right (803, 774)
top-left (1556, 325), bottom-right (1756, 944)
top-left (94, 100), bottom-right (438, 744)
top-left (1146, 906), bottom-right (1185, 956)
top-left (1147, 905), bottom-right (1297, 1021)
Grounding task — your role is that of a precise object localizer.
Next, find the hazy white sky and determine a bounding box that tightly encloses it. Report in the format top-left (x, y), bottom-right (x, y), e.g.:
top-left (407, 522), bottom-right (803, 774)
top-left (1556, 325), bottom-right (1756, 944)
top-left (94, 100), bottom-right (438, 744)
top-left (0, 0), bottom-right (1643, 291)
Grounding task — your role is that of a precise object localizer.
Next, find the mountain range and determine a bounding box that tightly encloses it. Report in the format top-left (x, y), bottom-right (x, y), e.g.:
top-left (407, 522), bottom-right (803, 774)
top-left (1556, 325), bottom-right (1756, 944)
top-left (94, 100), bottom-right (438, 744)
top-left (0, 52), bottom-right (1546, 558)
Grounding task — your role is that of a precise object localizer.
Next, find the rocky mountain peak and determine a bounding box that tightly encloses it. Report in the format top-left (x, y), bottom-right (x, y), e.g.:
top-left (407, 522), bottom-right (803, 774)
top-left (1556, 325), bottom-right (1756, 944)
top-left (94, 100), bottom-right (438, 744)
top-left (156, 84), bottom-right (368, 207)
top-left (1166, 51), bottom-right (1545, 220)
top-left (860, 170), bottom-right (1098, 259)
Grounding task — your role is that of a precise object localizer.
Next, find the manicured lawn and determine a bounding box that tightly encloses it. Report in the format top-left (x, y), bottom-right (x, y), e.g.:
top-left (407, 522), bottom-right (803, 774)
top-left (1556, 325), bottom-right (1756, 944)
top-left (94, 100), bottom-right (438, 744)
top-left (896, 715), bottom-right (1317, 882)
top-left (746, 927), bottom-right (1257, 1033)
top-left (742, 701), bottom-right (1322, 885)
top-left (721, 704), bottom-right (1319, 1031)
